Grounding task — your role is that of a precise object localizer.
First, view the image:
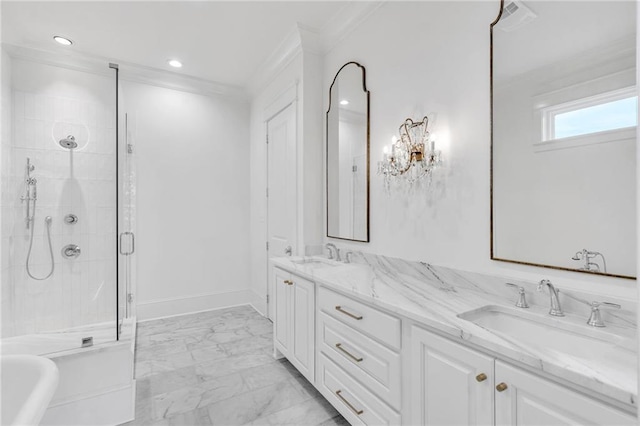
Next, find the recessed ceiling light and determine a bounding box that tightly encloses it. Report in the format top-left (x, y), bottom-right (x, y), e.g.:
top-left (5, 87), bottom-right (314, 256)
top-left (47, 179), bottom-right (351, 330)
top-left (340, 100), bottom-right (349, 105)
top-left (168, 59), bottom-right (183, 68)
top-left (53, 36), bottom-right (73, 46)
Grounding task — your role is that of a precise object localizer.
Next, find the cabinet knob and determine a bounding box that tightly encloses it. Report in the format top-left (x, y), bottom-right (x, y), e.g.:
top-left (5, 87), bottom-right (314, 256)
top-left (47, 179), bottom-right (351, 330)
top-left (475, 373), bottom-right (487, 382)
top-left (496, 382), bottom-right (508, 392)
top-left (284, 280), bottom-right (293, 285)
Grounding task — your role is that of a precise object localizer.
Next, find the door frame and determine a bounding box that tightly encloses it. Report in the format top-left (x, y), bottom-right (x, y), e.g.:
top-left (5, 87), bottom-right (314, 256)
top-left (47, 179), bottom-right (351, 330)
top-left (264, 82), bottom-right (299, 321)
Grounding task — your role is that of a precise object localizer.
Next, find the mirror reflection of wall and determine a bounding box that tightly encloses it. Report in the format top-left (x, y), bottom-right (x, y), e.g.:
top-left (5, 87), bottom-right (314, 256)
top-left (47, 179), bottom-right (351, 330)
top-left (492, 1), bottom-right (636, 278)
top-left (327, 62), bottom-right (369, 242)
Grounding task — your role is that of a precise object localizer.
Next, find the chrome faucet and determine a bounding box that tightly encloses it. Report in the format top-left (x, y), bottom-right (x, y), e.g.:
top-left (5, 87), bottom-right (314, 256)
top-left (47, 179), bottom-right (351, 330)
top-left (586, 300), bottom-right (621, 327)
top-left (325, 243), bottom-right (340, 261)
top-left (571, 249), bottom-right (607, 273)
top-left (505, 283), bottom-right (529, 308)
top-left (537, 279), bottom-right (564, 317)
top-left (344, 251), bottom-right (353, 264)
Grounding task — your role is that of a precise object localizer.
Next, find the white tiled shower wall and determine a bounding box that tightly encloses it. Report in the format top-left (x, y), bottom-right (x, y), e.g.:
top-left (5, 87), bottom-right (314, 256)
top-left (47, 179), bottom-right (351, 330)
top-left (1, 58), bottom-right (117, 338)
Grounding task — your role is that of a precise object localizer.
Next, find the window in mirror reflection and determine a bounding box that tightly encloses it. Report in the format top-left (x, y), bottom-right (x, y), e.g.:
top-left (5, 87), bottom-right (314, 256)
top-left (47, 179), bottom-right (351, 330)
top-left (544, 88), bottom-right (638, 141)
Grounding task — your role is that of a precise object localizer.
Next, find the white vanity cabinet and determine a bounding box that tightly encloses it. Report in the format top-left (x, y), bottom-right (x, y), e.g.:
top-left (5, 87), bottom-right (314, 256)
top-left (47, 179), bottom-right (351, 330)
top-left (273, 267), bottom-right (315, 383)
top-left (270, 262), bottom-right (636, 426)
top-left (409, 326), bottom-right (494, 426)
top-left (316, 286), bottom-right (402, 425)
top-left (408, 325), bottom-right (635, 426)
top-left (494, 361), bottom-right (636, 425)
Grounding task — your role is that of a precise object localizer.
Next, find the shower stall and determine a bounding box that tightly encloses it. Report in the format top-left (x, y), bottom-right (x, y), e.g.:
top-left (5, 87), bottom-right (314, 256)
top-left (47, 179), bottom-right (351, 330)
top-left (1, 48), bottom-right (137, 424)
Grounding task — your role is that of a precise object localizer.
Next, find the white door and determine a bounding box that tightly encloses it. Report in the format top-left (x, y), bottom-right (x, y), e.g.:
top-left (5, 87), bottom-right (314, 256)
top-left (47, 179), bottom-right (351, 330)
top-left (267, 103), bottom-right (297, 320)
top-left (410, 326), bottom-right (494, 426)
top-left (495, 361), bottom-right (636, 425)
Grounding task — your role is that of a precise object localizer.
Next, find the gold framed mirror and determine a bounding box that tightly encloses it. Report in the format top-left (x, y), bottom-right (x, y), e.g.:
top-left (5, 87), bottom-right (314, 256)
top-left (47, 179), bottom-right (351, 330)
top-left (490, 0), bottom-right (636, 279)
top-left (326, 62), bottom-right (370, 242)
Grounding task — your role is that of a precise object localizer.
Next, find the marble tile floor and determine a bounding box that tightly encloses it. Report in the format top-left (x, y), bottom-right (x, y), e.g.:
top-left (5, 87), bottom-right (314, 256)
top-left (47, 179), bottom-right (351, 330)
top-left (122, 305), bottom-right (348, 426)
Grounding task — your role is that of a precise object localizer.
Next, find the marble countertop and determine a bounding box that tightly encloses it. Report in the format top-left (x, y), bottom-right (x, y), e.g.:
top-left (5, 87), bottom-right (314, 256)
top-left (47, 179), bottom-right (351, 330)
top-left (271, 253), bottom-right (637, 409)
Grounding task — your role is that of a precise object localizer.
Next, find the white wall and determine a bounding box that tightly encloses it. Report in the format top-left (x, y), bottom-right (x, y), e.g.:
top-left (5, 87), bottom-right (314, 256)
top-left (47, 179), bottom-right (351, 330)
top-left (123, 81), bottom-right (251, 320)
top-left (322, 1), bottom-right (636, 301)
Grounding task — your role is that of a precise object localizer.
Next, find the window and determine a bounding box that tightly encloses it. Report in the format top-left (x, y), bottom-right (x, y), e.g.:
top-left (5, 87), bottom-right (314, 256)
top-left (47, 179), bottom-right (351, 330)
top-left (542, 87), bottom-right (637, 142)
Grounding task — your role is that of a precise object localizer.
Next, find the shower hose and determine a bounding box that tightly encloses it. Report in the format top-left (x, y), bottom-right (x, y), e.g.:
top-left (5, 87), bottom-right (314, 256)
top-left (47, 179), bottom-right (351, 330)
top-left (26, 214), bottom-right (54, 280)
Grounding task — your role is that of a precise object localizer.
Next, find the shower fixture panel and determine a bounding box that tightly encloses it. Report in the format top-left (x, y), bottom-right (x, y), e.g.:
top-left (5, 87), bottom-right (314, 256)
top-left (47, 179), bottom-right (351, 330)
top-left (64, 214), bottom-right (79, 225)
top-left (62, 244), bottom-right (81, 259)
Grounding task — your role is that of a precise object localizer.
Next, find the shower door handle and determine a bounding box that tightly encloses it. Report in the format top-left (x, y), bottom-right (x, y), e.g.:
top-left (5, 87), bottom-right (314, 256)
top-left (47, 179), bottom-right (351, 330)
top-left (119, 232), bottom-right (135, 255)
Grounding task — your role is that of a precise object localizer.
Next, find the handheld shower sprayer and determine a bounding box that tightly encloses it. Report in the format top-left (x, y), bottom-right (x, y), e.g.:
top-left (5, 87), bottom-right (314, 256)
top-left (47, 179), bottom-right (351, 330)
top-left (20, 158), bottom-right (55, 280)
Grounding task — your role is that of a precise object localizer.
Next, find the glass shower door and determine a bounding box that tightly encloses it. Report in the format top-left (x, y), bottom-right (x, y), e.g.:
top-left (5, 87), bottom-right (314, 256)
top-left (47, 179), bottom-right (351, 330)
top-left (1, 56), bottom-right (120, 355)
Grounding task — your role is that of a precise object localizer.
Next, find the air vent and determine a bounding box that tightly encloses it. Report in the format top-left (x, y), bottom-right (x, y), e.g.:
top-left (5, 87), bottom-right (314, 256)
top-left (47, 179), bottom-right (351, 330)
top-left (503, 1), bottom-right (519, 17)
top-left (497, 0), bottom-right (537, 32)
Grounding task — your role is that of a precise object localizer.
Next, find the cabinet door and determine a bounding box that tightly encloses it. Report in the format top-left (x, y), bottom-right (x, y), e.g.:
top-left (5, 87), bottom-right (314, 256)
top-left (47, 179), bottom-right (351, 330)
top-left (495, 361), bottom-right (636, 425)
top-left (410, 326), bottom-right (494, 426)
top-left (290, 275), bottom-right (315, 382)
top-left (274, 268), bottom-right (291, 354)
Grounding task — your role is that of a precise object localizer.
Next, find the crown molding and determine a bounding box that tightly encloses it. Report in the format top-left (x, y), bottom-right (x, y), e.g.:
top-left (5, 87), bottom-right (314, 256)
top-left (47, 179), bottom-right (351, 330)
top-left (246, 2), bottom-right (385, 97)
top-left (246, 25), bottom-right (304, 96)
top-left (320, 1), bottom-right (385, 53)
top-left (2, 43), bottom-right (248, 101)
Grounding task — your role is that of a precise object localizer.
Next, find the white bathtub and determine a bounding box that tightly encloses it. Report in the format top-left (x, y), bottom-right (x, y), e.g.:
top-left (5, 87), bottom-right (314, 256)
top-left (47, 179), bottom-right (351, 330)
top-left (1, 319), bottom-right (136, 426)
top-left (1, 355), bottom-right (59, 426)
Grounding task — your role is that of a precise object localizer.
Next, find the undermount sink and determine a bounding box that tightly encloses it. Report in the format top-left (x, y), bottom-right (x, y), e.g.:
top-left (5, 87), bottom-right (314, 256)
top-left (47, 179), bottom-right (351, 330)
top-left (290, 257), bottom-right (339, 268)
top-left (1, 355), bottom-right (59, 426)
top-left (457, 305), bottom-right (636, 359)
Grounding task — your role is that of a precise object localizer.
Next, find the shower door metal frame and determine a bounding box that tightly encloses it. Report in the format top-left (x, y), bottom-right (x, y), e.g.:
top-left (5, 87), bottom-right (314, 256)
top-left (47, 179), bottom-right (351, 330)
top-left (110, 62), bottom-right (121, 340)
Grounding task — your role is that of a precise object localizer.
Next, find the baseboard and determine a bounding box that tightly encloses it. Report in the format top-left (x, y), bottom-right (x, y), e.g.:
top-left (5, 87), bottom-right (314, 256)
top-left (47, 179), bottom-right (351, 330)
top-left (249, 289), bottom-right (267, 317)
top-left (136, 289), bottom-right (253, 321)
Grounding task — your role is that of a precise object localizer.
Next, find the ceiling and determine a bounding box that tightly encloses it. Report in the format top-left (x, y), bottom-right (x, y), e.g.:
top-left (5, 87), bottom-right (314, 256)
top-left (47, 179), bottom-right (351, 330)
top-left (494, 1), bottom-right (636, 80)
top-left (1, 1), bottom-right (351, 88)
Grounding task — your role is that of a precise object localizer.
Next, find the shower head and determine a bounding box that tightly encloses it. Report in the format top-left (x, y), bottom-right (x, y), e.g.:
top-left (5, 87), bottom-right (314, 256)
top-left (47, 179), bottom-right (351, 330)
top-left (59, 135), bottom-right (77, 149)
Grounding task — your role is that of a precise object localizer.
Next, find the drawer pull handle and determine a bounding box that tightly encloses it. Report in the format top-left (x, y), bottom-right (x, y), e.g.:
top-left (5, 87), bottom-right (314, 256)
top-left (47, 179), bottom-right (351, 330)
top-left (496, 382), bottom-right (508, 392)
top-left (335, 306), bottom-right (363, 320)
top-left (335, 390), bottom-right (364, 415)
top-left (335, 343), bottom-right (363, 362)
top-left (284, 280), bottom-right (293, 285)
top-left (476, 373), bottom-right (487, 382)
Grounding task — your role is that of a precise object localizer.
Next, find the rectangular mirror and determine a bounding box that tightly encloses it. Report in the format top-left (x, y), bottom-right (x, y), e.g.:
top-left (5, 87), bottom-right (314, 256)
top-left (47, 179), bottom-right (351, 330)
top-left (326, 62), bottom-right (370, 242)
top-left (491, 0), bottom-right (636, 279)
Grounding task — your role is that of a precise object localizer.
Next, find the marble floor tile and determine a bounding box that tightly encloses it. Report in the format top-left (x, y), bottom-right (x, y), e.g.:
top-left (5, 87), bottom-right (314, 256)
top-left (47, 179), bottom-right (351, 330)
top-left (135, 350), bottom-right (195, 379)
top-left (219, 333), bottom-right (273, 356)
top-left (139, 365), bottom-right (200, 397)
top-left (189, 344), bottom-right (229, 364)
top-left (246, 397), bottom-right (339, 426)
top-left (195, 351), bottom-right (277, 382)
top-left (124, 305), bottom-right (346, 426)
top-left (206, 380), bottom-right (311, 425)
top-left (185, 328), bottom-right (255, 351)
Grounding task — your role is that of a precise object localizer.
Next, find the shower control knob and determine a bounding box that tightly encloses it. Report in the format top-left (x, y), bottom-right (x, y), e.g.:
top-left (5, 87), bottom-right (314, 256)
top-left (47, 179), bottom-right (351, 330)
top-left (62, 244), bottom-right (81, 259)
top-left (64, 214), bottom-right (78, 225)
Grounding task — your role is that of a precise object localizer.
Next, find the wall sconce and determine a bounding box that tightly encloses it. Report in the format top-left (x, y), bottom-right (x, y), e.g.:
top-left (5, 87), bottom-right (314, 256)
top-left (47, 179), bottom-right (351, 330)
top-left (377, 116), bottom-right (442, 186)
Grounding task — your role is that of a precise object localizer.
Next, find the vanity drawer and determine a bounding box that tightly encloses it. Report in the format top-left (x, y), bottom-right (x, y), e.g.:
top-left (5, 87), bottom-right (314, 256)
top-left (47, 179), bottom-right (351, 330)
top-left (318, 286), bottom-right (401, 350)
top-left (318, 311), bottom-right (401, 410)
top-left (318, 353), bottom-right (401, 426)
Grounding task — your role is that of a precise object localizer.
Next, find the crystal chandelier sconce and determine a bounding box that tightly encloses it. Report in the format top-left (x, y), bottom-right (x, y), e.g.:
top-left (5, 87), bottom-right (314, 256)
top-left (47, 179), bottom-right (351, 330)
top-left (377, 116), bottom-right (442, 185)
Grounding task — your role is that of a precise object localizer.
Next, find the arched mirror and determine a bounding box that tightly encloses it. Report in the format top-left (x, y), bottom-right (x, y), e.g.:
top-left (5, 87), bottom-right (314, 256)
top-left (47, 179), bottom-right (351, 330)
top-left (326, 62), bottom-right (370, 242)
top-left (491, 0), bottom-right (636, 279)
